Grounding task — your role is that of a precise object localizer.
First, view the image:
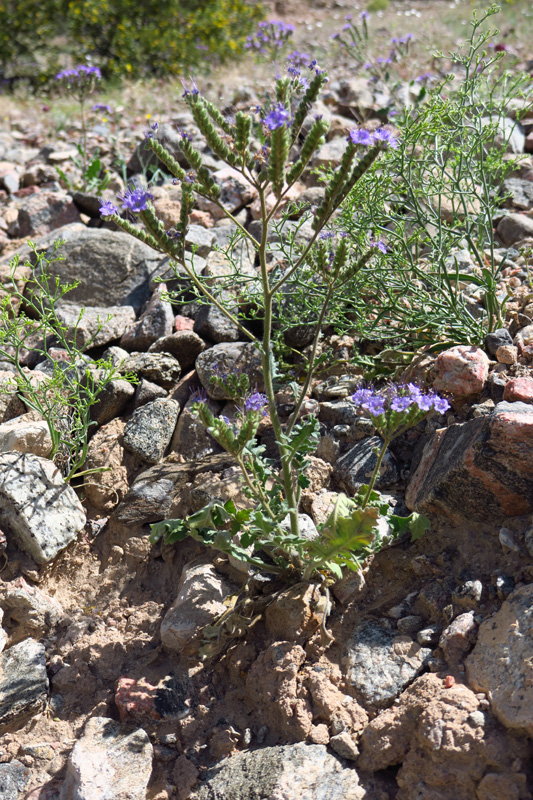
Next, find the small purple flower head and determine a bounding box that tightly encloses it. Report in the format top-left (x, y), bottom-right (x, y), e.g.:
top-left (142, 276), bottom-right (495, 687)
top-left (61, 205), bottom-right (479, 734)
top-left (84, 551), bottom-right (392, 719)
top-left (190, 387), bottom-right (208, 405)
top-left (121, 186), bottom-right (154, 213)
top-left (351, 388), bottom-right (386, 417)
top-left (244, 391), bottom-right (268, 415)
top-left (348, 128), bottom-right (373, 147)
top-left (92, 103), bottom-right (112, 113)
top-left (319, 231), bottom-right (335, 240)
top-left (218, 415), bottom-right (231, 425)
top-left (369, 239), bottom-right (387, 254)
top-left (391, 395), bottom-right (414, 412)
top-left (360, 11), bottom-right (369, 20)
top-left (99, 200), bottom-right (118, 217)
top-left (264, 103), bottom-right (290, 131)
top-left (372, 127), bottom-right (399, 149)
top-left (364, 62), bottom-right (373, 70)
top-left (433, 396), bottom-right (451, 414)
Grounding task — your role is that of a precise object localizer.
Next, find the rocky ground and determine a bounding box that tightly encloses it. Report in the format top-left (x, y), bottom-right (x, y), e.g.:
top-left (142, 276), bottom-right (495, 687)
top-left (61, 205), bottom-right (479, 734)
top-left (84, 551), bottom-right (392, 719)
top-left (0, 1), bottom-right (533, 799)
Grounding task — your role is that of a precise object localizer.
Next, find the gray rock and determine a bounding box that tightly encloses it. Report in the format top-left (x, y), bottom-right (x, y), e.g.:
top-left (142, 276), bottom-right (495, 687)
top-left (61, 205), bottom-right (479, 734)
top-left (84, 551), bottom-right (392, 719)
top-left (120, 287), bottom-right (174, 351)
top-left (115, 453), bottom-right (236, 525)
top-left (0, 760), bottom-right (31, 799)
top-left (0, 453), bottom-right (86, 564)
top-left (90, 379), bottom-right (135, 425)
top-left (497, 213), bottom-right (533, 246)
top-left (185, 224), bottom-right (216, 258)
top-left (466, 583), bottom-right (533, 736)
top-left (0, 639), bottom-right (49, 732)
top-left (196, 342), bottom-right (264, 400)
top-left (123, 398), bottom-right (180, 463)
top-left (1, 577), bottom-right (64, 638)
top-left (502, 177), bottom-right (533, 210)
top-left (170, 397), bottom-right (223, 460)
top-left (102, 345), bottom-right (130, 369)
top-left (193, 298), bottom-right (240, 343)
top-left (334, 436), bottom-right (399, 494)
top-left (127, 121), bottom-right (191, 175)
top-left (0, 224), bottom-right (165, 311)
top-left (55, 302), bottom-right (136, 350)
top-left (312, 137), bottom-right (347, 169)
top-left (161, 561), bottom-right (233, 653)
top-left (133, 378), bottom-right (168, 408)
top-left (342, 620), bottom-right (432, 708)
top-left (60, 716), bottom-right (153, 800)
top-left (121, 351), bottom-right (182, 388)
top-left (406, 401), bottom-right (533, 523)
top-left (192, 742), bottom-right (365, 800)
top-left (416, 625), bottom-right (441, 647)
top-left (329, 731), bottom-right (360, 761)
top-left (148, 330), bottom-right (206, 371)
top-left (396, 615), bottom-right (423, 637)
top-left (484, 327), bottom-right (513, 356)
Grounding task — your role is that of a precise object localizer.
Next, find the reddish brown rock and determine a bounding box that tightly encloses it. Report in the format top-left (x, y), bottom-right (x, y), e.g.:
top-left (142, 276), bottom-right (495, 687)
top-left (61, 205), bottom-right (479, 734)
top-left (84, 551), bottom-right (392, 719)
top-left (16, 191), bottom-right (81, 237)
top-left (503, 376), bottom-right (533, 403)
top-left (406, 401), bottom-right (533, 522)
top-left (432, 345), bottom-right (489, 398)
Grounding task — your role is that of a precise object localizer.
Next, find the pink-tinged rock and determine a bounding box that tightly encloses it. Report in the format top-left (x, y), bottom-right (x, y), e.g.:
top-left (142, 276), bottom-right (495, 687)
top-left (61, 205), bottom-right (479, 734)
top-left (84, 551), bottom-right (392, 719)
top-left (189, 209), bottom-right (214, 227)
top-left (503, 377), bottom-right (533, 403)
top-left (438, 611), bottom-right (477, 666)
top-left (17, 191), bottom-right (81, 237)
top-left (406, 401), bottom-right (533, 523)
top-left (432, 345), bottom-right (489, 397)
top-left (174, 314), bottom-right (195, 332)
top-left (495, 344), bottom-right (518, 365)
top-left (115, 676), bottom-right (161, 722)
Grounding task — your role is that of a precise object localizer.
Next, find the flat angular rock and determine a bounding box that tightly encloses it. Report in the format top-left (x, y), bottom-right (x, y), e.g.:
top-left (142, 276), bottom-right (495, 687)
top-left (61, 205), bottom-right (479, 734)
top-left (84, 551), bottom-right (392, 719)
top-left (466, 583), bottom-right (533, 736)
top-left (342, 620), bottom-right (431, 709)
top-left (115, 453), bottom-right (236, 524)
top-left (1, 577), bottom-right (64, 639)
top-left (121, 351), bottom-right (181, 388)
top-left (170, 397), bottom-right (223, 460)
top-left (193, 742), bottom-right (365, 800)
top-left (89, 379), bottom-right (135, 426)
top-left (406, 401), bottom-right (533, 523)
top-left (123, 398), bottom-right (180, 464)
top-left (334, 435), bottom-right (399, 494)
top-left (59, 716), bottom-right (153, 800)
top-left (161, 561), bottom-right (233, 652)
top-left (193, 299), bottom-right (240, 343)
top-left (120, 287), bottom-right (173, 351)
top-left (16, 191), bottom-right (81, 238)
top-left (0, 639), bottom-right (49, 732)
top-left (0, 453), bottom-right (86, 564)
top-left (0, 224), bottom-right (165, 311)
top-left (497, 212), bottom-right (533, 246)
top-left (55, 302), bottom-right (136, 350)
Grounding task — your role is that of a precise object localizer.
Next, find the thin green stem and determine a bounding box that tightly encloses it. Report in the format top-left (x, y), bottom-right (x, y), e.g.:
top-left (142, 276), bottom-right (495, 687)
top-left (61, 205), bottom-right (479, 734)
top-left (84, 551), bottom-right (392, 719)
top-left (360, 437), bottom-right (390, 509)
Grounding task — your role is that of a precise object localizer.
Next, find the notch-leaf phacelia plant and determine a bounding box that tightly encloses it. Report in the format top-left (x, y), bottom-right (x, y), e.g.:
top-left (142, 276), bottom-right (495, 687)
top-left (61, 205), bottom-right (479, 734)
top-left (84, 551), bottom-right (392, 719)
top-left (55, 64), bottom-right (111, 193)
top-left (101, 61), bottom-right (403, 588)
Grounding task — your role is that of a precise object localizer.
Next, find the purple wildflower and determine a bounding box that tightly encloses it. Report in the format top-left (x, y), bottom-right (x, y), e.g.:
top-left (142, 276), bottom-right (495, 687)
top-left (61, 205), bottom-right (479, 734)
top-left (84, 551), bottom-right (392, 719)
top-left (244, 392), bottom-right (268, 415)
top-left (218, 415), bottom-right (231, 425)
top-left (121, 187), bottom-right (154, 213)
top-left (264, 104), bottom-right (290, 131)
top-left (433, 396), bottom-right (451, 413)
top-left (370, 239), bottom-right (387, 254)
top-left (391, 396), bottom-right (414, 412)
top-left (92, 103), bottom-right (112, 113)
top-left (372, 127), bottom-right (399, 149)
top-left (99, 200), bottom-right (118, 217)
top-left (348, 128), bottom-right (373, 147)
top-left (319, 231), bottom-right (335, 240)
top-left (360, 11), bottom-right (369, 20)
top-left (190, 388), bottom-right (208, 405)
top-left (351, 388), bottom-right (386, 417)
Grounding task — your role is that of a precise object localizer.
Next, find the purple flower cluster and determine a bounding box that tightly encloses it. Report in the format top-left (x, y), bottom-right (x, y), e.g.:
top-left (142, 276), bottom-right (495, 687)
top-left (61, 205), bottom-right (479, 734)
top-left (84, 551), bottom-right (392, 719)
top-left (92, 103), bottom-right (112, 113)
top-left (56, 65), bottom-right (101, 82)
top-left (352, 384), bottom-right (450, 418)
top-left (264, 103), bottom-right (291, 131)
top-left (121, 186), bottom-right (154, 213)
top-left (244, 392), bottom-right (268, 415)
top-left (348, 127), bottom-right (398, 149)
top-left (245, 20), bottom-right (294, 54)
top-left (369, 239), bottom-right (387, 254)
top-left (99, 200), bottom-right (118, 217)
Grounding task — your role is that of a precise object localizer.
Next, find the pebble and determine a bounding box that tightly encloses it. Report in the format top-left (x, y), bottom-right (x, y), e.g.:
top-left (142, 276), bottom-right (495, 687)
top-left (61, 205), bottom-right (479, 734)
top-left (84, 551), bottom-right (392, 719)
top-left (495, 344), bottom-right (518, 364)
top-left (432, 345), bottom-right (489, 397)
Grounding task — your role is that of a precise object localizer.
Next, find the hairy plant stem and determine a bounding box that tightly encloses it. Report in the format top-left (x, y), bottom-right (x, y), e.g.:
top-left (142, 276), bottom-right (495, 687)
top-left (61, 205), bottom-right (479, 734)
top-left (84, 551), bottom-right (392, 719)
top-left (360, 437), bottom-right (390, 509)
top-left (258, 187), bottom-right (300, 541)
